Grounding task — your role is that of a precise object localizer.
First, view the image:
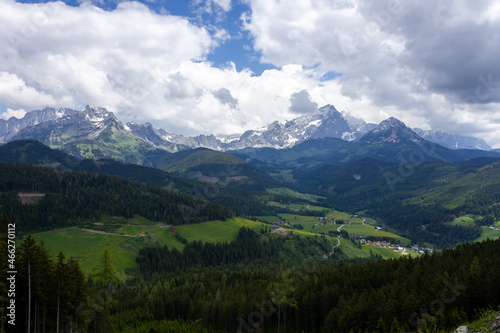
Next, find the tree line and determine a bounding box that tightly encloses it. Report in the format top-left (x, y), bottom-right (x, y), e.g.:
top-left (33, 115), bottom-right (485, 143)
top-left (137, 228), bottom-right (285, 277)
top-left (0, 163), bottom-right (233, 233)
top-left (110, 238), bottom-right (500, 332)
top-left (0, 213), bottom-right (87, 332)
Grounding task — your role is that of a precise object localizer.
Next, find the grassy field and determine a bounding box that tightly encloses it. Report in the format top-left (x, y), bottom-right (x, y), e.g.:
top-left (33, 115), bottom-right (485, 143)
top-left (175, 217), bottom-right (266, 243)
top-left (256, 216), bottom-right (283, 223)
top-left (30, 213), bottom-right (409, 280)
top-left (277, 213), bottom-right (408, 243)
top-left (449, 216), bottom-right (475, 227)
top-left (475, 226), bottom-right (500, 242)
top-left (325, 211), bottom-right (367, 223)
top-left (342, 224), bottom-right (409, 242)
top-left (266, 187), bottom-right (326, 202)
top-left (268, 202), bottom-right (331, 212)
top-left (361, 245), bottom-right (403, 259)
top-left (32, 228), bottom-right (141, 280)
top-left (338, 240), bottom-right (368, 258)
top-left (116, 225), bottom-right (163, 235)
top-left (31, 217), bottom-right (265, 279)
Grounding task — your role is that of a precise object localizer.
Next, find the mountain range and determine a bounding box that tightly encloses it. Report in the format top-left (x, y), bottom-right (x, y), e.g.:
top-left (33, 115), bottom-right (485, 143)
top-left (0, 105), bottom-right (491, 160)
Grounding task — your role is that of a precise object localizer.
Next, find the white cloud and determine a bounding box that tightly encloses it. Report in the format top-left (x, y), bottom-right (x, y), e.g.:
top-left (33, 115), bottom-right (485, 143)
top-left (212, 88), bottom-right (239, 109)
top-left (240, 0), bottom-right (500, 146)
top-left (0, 0), bottom-right (215, 109)
top-left (211, 0), bottom-right (232, 12)
top-left (289, 90), bottom-right (318, 114)
top-left (0, 72), bottom-right (59, 108)
top-left (0, 107), bottom-right (26, 120)
top-left (1, 0), bottom-right (499, 146)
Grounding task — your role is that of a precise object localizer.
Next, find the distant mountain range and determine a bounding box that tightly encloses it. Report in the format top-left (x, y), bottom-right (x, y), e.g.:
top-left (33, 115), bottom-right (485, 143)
top-left (0, 105), bottom-right (492, 164)
top-left (233, 117), bottom-right (500, 170)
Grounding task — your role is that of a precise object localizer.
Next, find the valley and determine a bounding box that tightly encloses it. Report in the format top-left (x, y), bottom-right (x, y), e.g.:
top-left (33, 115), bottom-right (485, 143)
top-left (2, 106), bottom-right (500, 333)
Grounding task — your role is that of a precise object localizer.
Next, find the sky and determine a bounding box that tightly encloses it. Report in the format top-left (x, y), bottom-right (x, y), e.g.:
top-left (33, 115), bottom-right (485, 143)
top-left (0, 0), bottom-right (499, 146)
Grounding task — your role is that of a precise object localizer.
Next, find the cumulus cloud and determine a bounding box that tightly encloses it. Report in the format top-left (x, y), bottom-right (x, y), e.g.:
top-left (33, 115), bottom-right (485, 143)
top-left (242, 0), bottom-right (500, 144)
top-left (0, 107), bottom-right (26, 120)
top-left (289, 90), bottom-right (318, 114)
top-left (213, 88), bottom-right (239, 109)
top-left (1, 0), bottom-right (499, 146)
top-left (0, 0), bottom-right (215, 109)
top-left (0, 72), bottom-right (59, 108)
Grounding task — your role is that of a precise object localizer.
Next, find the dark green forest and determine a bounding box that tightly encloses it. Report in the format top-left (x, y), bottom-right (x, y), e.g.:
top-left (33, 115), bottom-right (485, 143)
top-left (0, 163), bottom-right (233, 233)
top-left (137, 228), bottom-right (286, 276)
top-left (1, 142), bottom-right (500, 333)
top-left (6, 220), bottom-right (499, 332)
top-left (114, 237), bottom-right (500, 333)
top-left (298, 158), bottom-right (500, 247)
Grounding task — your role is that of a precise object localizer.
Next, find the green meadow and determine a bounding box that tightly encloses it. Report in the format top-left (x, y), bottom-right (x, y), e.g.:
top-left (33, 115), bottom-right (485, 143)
top-left (276, 213), bottom-right (408, 243)
top-left (175, 217), bottom-right (267, 243)
top-left (449, 216), bottom-right (475, 227)
top-left (30, 212), bottom-right (410, 281)
top-left (475, 226), bottom-right (500, 242)
top-left (266, 187), bottom-right (326, 202)
top-left (32, 228), bottom-right (140, 280)
top-left (342, 224), bottom-right (409, 242)
top-left (31, 217), bottom-right (268, 279)
top-left (361, 245), bottom-right (403, 259)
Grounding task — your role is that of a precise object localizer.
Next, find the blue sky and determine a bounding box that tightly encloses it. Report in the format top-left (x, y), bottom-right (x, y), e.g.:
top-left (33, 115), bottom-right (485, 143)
top-left (1, 0), bottom-right (499, 146)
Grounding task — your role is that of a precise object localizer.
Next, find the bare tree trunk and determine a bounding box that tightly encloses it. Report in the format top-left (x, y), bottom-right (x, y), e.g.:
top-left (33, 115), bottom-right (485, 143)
top-left (278, 302), bottom-right (280, 333)
top-left (103, 287), bottom-right (107, 333)
top-left (284, 308), bottom-right (286, 333)
top-left (75, 303), bottom-right (78, 333)
top-left (34, 298), bottom-right (37, 333)
top-left (28, 261), bottom-right (31, 333)
top-left (56, 279), bottom-right (60, 333)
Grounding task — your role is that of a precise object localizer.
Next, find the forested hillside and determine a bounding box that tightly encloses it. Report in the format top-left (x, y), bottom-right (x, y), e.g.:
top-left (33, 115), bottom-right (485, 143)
top-left (297, 158), bottom-right (500, 246)
top-left (0, 163), bottom-right (232, 232)
top-left (113, 238), bottom-right (500, 332)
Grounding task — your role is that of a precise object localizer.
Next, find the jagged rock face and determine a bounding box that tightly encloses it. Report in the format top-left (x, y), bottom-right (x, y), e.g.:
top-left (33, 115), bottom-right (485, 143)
top-left (0, 107), bottom-right (77, 142)
top-left (310, 105), bottom-right (352, 140)
top-left (360, 117), bottom-right (423, 144)
top-left (12, 106), bottom-right (118, 145)
top-left (413, 128), bottom-right (491, 150)
top-left (126, 122), bottom-right (166, 147)
top-left (222, 104), bottom-right (373, 150)
top-left (1, 104), bottom-right (491, 152)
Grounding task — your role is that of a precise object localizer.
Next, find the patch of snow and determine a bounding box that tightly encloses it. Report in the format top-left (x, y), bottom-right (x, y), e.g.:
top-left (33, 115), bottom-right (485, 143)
top-left (342, 132), bottom-right (355, 141)
top-left (85, 114), bottom-right (104, 123)
top-left (55, 109), bottom-right (66, 118)
top-left (308, 119), bottom-right (322, 127)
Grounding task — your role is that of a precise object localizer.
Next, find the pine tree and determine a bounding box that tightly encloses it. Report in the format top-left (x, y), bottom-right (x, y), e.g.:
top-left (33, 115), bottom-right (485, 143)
top-left (92, 248), bottom-right (118, 333)
top-left (56, 251), bottom-right (69, 333)
top-left (18, 234), bottom-right (37, 333)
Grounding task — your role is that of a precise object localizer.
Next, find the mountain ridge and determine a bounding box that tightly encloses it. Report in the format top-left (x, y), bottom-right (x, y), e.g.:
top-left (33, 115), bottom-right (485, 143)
top-left (0, 105), bottom-right (492, 161)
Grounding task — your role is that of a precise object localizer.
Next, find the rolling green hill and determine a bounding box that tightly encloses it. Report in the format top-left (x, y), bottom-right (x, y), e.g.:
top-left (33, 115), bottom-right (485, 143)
top-left (151, 147), bottom-right (283, 190)
top-left (0, 141), bottom-right (323, 219)
top-left (0, 162), bottom-right (233, 233)
top-left (293, 157), bottom-right (500, 246)
top-left (0, 139), bottom-right (70, 166)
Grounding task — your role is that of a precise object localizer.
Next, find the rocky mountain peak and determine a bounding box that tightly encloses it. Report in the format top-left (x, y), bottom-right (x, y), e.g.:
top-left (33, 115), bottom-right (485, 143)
top-left (360, 117), bottom-right (422, 144)
top-left (80, 106), bottom-right (116, 122)
top-left (413, 128), bottom-right (492, 150)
